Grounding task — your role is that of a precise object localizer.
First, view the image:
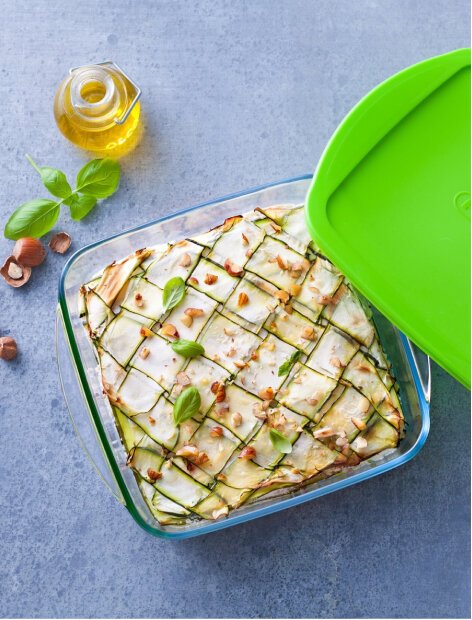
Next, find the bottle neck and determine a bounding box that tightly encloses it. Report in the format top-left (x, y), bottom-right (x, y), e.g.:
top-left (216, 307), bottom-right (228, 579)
top-left (69, 66), bottom-right (126, 124)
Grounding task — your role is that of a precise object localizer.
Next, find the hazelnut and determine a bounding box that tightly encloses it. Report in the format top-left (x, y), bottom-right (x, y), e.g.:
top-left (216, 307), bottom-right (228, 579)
top-left (48, 232), bottom-right (71, 254)
top-left (224, 259), bottom-right (243, 277)
top-left (204, 273), bottom-right (218, 285)
top-left (351, 417), bottom-right (366, 431)
top-left (176, 371), bottom-right (191, 385)
top-left (147, 468), bottom-right (162, 481)
top-left (210, 426), bottom-right (224, 438)
top-left (12, 237), bottom-right (46, 267)
top-left (180, 314), bottom-right (193, 328)
top-left (0, 257), bottom-right (32, 288)
top-left (188, 276), bottom-right (199, 286)
top-left (237, 292), bottom-right (249, 306)
top-left (275, 255), bottom-right (287, 270)
top-left (179, 252), bottom-right (192, 267)
top-left (238, 446), bottom-right (256, 460)
top-left (210, 381), bottom-right (221, 394)
top-left (139, 326), bottom-right (154, 338)
top-left (185, 307), bottom-right (205, 317)
top-left (258, 387), bottom-right (274, 401)
top-left (274, 290), bottom-right (290, 304)
top-left (212, 506), bottom-right (229, 520)
top-left (288, 283), bottom-right (302, 297)
top-left (232, 412), bottom-right (243, 427)
top-left (139, 347), bottom-right (150, 360)
top-left (176, 445), bottom-right (200, 459)
top-left (134, 293), bottom-right (144, 307)
top-left (215, 384), bottom-right (226, 403)
top-left (301, 327), bottom-right (316, 341)
top-left (0, 336), bottom-right (17, 360)
top-left (161, 323), bottom-right (179, 338)
top-left (241, 233), bottom-right (249, 246)
top-left (313, 427), bottom-right (335, 439)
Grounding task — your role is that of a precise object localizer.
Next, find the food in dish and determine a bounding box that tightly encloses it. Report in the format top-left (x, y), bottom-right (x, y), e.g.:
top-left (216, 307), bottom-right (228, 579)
top-left (79, 204), bottom-right (404, 526)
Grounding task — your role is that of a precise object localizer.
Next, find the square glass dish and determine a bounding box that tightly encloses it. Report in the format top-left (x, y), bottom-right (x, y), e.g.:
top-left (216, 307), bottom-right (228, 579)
top-left (57, 175), bottom-right (430, 539)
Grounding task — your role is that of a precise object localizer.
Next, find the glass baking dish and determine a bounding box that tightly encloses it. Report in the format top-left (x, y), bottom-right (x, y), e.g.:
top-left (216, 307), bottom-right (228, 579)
top-left (57, 175), bottom-right (431, 539)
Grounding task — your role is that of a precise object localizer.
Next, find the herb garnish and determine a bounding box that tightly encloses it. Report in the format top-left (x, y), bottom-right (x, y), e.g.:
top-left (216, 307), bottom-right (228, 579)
top-left (173, 386), bottom-right (201, 426)
top-left (269, 428), bottom-right (292, 454)
top-left (171, 339), bottom-right (205, 358)
top-left (162, 276), bottom-right (186, 312)
top-left (277, 350), bottom-right (302, 376)
top-left (4, 156), bottom-right (120, 240)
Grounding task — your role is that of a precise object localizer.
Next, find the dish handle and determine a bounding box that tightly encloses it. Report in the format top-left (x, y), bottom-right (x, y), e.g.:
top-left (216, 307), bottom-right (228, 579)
top-left (56, 306), bottom-right (125, 504)
top-left (405, 337), bottom-right (432, 404)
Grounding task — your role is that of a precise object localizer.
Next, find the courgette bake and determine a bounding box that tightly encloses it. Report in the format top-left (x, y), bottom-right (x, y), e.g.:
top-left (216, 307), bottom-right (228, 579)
top-left (79, 204), bottom-right (404, 526)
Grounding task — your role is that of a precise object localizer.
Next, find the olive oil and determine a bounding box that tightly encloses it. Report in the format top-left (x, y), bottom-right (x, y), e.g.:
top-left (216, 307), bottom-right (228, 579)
top-left (54, 62), bottom-right (141, 156)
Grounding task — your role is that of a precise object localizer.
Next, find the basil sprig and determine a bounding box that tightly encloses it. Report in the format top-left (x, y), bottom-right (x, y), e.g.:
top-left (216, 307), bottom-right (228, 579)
top-left (269, 428), bottom-right (292, 454)
top-left (163, 276), bottom-right (186, 312)
top-left (171, 339), bottom-right (205, 358)
top-left (173, 386), bottom-right (201, 426)
top-left (4, 156), bottom-right (120, 240)
top-left (278, 350), bottom-right (302, 377)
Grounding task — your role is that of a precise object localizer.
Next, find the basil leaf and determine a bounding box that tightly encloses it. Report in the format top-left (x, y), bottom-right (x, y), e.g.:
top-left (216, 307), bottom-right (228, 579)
top-left (278, 350), bottom-right (302, 377)
top-left (69, 194), bottom-right (98, 220)
top-left (173, 386), bottom-right (201, 426)
top-left (76, 158), bottom-right (121, 198)
top-left (40, 167), bottom-right (72, 199)
top-left (269, 428), bottom-right (292, 454)
top-left (162, 276), bottom-right (186, 312)
top-left (171, 339), bottom-right (205, 358)
top-left (26, 155), bottom-right (72, 199)
top-left (4, 198), bottom-right (60, 240)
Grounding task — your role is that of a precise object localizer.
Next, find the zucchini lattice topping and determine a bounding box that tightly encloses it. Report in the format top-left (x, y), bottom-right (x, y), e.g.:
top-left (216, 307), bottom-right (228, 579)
top-left (80, 204), bottom-right (404, 526)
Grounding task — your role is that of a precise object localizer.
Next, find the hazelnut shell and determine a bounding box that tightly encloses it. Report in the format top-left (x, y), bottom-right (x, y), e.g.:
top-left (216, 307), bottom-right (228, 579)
top-left (0, 256), bottom-right (32, 287)
top-left (49, 232), bottom-right (72, 254)
top-left (0, 336), bottom-right (17, 360)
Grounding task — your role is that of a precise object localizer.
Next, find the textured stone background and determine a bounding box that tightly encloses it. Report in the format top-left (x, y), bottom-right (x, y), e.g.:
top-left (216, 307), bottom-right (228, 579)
top-left (0, 0), bottom-right (470, 617)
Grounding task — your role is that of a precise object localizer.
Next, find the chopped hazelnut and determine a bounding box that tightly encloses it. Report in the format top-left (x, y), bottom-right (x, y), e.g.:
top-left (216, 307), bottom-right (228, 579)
top-left (301, 327), bottom-right (316, 341)
top-left (215, 384), bottom-right (226, 403)
top-left (224, 259), bottom-right (243, 277)
top-left (180, 314), bottom-right (193, 328)
top-left (204, 273), bottom-right (218, 285)
top-left (210, 426), bottom-right (224, 438)
top-left (139, 347), bottom-right (150, 359)
top-left (237, 292), bottom-right (249, 306)
top-left (161, 323), bottom-right (179, 338)
top-left (274, 289), bottom-right (290, 303)
top-left (139, 326), bottom-right (154, 338)
top-left (185, 307), bottom-right (205, 317)
top-left (176, 371), bottom-right (191, 385)
top-left (147, 468), bottom-right (162, 481)
top-left (189, 276), bottom-right (199, 285)
top-left (179, 252), bottom-right (192, 267)
top-left (241, 233), bottom-right (249, 246)
top-left (313, 427), bottom-right (335, 439)
top-left (288, 283), bottom-right (302, 297)
top-left (258, 386), bottom-right (274, 401)
top-left (232, 412), bottom-right (243, 427)
top-left (238, 446), bottom-right (256, 460)
top-left (134, 292), bottom-right (144, 307)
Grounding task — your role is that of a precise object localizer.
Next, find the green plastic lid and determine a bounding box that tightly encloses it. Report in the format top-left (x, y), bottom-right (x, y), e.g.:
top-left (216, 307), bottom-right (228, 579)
top-left (306, 49), bottom-right (470, 388)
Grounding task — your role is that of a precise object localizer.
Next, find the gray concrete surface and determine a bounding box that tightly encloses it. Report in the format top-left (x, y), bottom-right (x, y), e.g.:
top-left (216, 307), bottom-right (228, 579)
top-left (0, 0), bottom-right (470, 617)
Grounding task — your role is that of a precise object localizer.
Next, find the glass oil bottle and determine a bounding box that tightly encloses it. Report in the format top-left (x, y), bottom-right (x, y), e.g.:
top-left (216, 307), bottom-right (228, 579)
top-left (54, 61), bottom-right (141, 156)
